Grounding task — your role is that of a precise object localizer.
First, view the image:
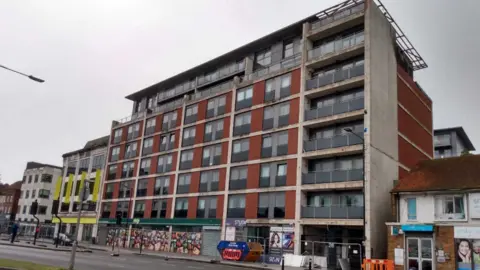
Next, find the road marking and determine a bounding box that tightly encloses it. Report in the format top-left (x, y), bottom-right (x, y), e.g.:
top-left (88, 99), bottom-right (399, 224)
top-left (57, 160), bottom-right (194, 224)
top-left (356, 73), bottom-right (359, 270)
top-left (187, 266), bottom-right (204, 269)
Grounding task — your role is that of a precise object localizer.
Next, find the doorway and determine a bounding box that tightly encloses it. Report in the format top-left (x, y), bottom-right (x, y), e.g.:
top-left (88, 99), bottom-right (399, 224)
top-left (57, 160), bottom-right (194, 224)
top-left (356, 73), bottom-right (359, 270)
top-left (407, 237), bottom-right (433, 270)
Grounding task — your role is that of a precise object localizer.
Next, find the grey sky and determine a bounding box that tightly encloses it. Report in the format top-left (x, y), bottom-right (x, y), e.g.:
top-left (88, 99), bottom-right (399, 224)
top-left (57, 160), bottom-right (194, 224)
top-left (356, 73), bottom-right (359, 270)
top-left (0, 0), bottom-right (479, 183)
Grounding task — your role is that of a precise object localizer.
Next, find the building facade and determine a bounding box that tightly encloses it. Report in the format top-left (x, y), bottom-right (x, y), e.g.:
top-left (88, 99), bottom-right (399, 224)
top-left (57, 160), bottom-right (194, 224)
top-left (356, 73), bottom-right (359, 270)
top-left (99, 0), bottom-right (433, 261)
top-left (0, 181), bottom-right (22, 227)
top-left (387, 155), bottom-right (480, 270)
top-left (16, 162), bottom-right (62, 235)
top-left (53, 136), bottom-right (108, 242)
top-left (434, 127), bottom-right (475, 159)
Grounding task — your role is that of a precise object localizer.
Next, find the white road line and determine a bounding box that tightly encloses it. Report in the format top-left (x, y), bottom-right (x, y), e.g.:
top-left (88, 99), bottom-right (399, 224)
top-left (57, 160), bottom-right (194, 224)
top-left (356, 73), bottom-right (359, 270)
top-left (187, 266), bottom-right (204, 269)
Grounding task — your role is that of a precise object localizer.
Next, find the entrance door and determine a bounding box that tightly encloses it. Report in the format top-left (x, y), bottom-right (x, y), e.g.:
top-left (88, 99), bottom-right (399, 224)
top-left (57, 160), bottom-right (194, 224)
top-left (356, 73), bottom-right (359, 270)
top-left (407, 237), bottom-right (433, 270)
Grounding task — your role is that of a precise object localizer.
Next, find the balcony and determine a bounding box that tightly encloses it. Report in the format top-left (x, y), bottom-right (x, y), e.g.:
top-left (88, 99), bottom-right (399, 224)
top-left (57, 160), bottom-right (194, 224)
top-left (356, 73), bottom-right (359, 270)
top-left (308, 2), bottom-right (365, 39)
top-left (305, 98), bottom-right (364, 122)
top-left (304, 132), bottom-right (363, 152)
top-left (197, 62), bottom-right (245, 87)
top-left (113, 111), bottom-right (146, 128)
top-left (157, 82), bottom-right (195, 104)
top-left (192, 81), bottom-right (234, 102)
top-left (306, 64), bottom-right (364, 92)
top-left (306, 33), bottom-right (364, 69)
top-left (242, 54), bottom-right (301, 82)
top-left (154, 99), bottom-right (183, 114)
top-left (302, 169), bottom-right (363, 185)
top-left (301, 205), bottom-right (364, 219)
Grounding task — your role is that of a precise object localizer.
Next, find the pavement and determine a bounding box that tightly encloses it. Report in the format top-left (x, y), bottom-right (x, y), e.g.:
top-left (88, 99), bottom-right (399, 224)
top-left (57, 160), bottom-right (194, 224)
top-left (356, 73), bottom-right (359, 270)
top-left (0, 242), bottom-right (304, 270)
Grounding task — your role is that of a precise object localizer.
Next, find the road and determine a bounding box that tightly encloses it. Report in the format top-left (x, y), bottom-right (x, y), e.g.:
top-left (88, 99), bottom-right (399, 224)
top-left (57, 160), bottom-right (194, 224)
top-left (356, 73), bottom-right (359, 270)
top-left (0, 245), bottom-right (242, 270)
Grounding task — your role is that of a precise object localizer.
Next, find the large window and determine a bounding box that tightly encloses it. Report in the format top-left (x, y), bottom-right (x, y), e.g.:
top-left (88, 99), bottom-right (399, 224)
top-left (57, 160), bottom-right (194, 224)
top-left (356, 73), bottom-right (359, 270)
top-left (258, 192), bottom-right (285, 219)
top-left (202, 144), bottom-right (222, 167)
top-left (111, 147), bottom-right (120, 162)
top-left (206, 95), bottom-right (226, 119)
top-left (177, 174), bottom-right (191, 194)
top-left (92, 155), bottom-right (105, 170)
top-left (233, 112), bottom-right (251, 136)
top-left (134, 201), bottom-right (145, 218)
top-left (113, 129), bottom-right (123, 144)
top-left (101, 203), bottom-right (111, 218)
top-left (136, 179), bottom-right (148, 197)
top-left (182, 127), bottom-right (196, 147)
top-left (160, 133), bottom-right (175, 152)
top-left (407, 198), bottom-right (417, 221)
top-left (139, 159), bottom-right (151, 176)
top-left (255, 49), bottom-right (271, 69)
top-left (261, 131), bottom-right (288, 158)
top-left (265, 73), bottom-right (291, 102)
top-left (236, 86), bottom-right (253, 111)
top-left (162, 111), bottom-right (178, 131)
top-left (157, 154), bottom-right (173, 173)
top-left (260, 162), bottom-right (287, 188)
top-left (121, 162), bottom-right (135, 178)
top-left (39, 189), bottom-right (50, 199)
top-left (154, 177), bottom-right (170, 196)
top-left (227, 195), bottom-right (246, 218)
top-left (108, 165), bottom-right (117, 180)
top-left (232, 139), bottom-right (249, 162)
top-left (125, 142), bottom-right (138, 159)
top-left (151, 200), bottom-right (168, 218)
top-left (175, 198), bottom-right (188, 218)
top-left (116, 201), bottom-right (129, 218)
top-left (199, 170), bottom-right (219, 192)
top-left (230, 166), bottom-right (247, 190)
top-left (145, 117), bottom-right (156, 135)
top-left (197, 197), bottom-right (217, 218)
top-left (79, 159), bottom-right (89, 173)
top-left (142, 138), bottom-right (154, 155)
top-left (180, 150), bottom-right (194, 170)
top-left (263, 102), bottom-right (290, 130)
top-left (204, 119), bottom-right (224, 142)
top-left (434, 195), bottom-right (466, 221)
top-left (104, 184), bottom-right (114, 199)
top-left (185, 104), bottom-right (198, 124)
top-left (41, 174), bottom-right (53, 183)
top-left (283, 40), bottom-right (294, 58)
top-left (118, 181), bottom-right (132, 199)
top-left (127, 123), bottom-right (140, 140)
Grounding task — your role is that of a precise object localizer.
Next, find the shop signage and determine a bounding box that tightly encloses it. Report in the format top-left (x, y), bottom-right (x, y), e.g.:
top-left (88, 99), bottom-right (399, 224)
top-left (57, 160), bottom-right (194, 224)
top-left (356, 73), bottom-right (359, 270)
top-left (225, 219), bottom-right (247, 227)
top-left (469, 193), bottom-right (480, 218)
top-left (454, 226), bottom-right (480, 239)
top-left (217, 241), bottom-right (249, 261)
top-left (400, 224), bottom-right (433, 232)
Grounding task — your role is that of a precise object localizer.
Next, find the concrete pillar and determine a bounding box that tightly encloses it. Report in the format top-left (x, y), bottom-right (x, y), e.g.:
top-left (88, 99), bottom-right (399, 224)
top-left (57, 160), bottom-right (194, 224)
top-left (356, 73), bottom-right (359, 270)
top-left (77, 224), bottom-right (83, 241)
top-left (244, 55), bottom-right (254, 75)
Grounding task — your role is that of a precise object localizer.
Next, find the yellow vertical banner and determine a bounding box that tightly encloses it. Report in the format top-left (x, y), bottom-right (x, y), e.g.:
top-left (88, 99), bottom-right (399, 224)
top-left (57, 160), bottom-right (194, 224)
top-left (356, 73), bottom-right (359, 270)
top-left (53, 176), bottom-right (63, 200)
top-left (92, 169), bottom-right (102, 202)
top-left (77, 172), bottom-right (86, 202)
top-left (65, 174), bottom-right (74, 204)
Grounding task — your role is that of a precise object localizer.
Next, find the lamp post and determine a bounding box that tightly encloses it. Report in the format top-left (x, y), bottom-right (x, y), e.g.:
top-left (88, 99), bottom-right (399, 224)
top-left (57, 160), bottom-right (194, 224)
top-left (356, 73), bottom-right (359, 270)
top-left (343, 128), bottom-right (366, 253)
top-left (0, 65), bottom-right (45, 83)
top-left (122, 181), bottom-right (133, 248)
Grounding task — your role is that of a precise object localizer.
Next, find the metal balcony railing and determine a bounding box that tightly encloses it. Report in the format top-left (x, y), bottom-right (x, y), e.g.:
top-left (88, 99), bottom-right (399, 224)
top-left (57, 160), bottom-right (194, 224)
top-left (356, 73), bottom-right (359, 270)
top-left (191, 81), bottom-right (234, 101)
top-left (301, 205), bottom-right (364, 219)
top-left (306, 64), bottom-right (364, 91)
top-left (157, 82), bottom-right (195, 104)
top-left (307, 31), bottom-right (364, 61)
top-left (197, 61), bottom-right (245, 87)
top-left (304, 132), bottom-right (363, 152)
top-left (302, 169), bottom-right (363, 185)
top-left (154, 99), bottom-right (184, 114)
top-left (310, 2), bottom-right (365, 31)
top-left (242, 54), bottom-right (301, 82)
top-left (305, 97), bottom-right (364, 121)
top-left (113, 111), bottom-right (146, 127)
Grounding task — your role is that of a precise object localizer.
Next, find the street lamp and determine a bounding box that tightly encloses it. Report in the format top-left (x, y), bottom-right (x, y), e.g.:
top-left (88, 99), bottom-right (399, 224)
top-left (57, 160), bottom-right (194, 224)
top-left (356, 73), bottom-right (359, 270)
top-left (0, 65), bottom-right (45, 83)
top-left (343, 128), bottom-right (367, 251)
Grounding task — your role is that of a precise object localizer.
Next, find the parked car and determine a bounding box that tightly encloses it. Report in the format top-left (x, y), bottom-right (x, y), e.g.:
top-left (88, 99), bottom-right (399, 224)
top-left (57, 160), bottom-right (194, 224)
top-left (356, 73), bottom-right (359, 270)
top-left (54, 233), bottom-right (72, 246)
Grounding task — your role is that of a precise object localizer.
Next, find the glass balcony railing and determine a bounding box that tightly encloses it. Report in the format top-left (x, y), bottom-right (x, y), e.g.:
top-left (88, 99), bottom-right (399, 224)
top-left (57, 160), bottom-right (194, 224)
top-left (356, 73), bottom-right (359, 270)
top-left (191, 81), bottom-right (234, 101)
top-left (302, 169), bottom-right (363, 185)
top-left (306, 64), bottom-right (364, 91)
top-left (307, 31), bottom-right (364, 62)
top-left (157, 82), bottom-right (195, 103)
top-left (304, 132), bottom-right (363, 152)
top-left (305, 97), bottom-right (364, 121)
top-left (310, 2), bottom-right (365, 31)
top-left (301, 205), bottom-right (364, 219)
top-left (113, 111), bottom-right (146, 127)
top-left (154, 99), bottom-right (183, 114)
top-left (197, 61), bottom-right (245, 87)
top-left (242, 54), bottom-right (301, 82)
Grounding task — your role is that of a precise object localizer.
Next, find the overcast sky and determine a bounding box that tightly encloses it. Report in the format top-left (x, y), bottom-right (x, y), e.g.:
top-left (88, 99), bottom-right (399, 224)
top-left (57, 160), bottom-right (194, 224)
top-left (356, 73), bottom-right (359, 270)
top-left (0, 0), bottom-right (479, 183)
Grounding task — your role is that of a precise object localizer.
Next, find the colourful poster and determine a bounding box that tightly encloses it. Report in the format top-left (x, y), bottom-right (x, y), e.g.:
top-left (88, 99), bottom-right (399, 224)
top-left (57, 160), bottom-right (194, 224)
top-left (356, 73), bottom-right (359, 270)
top-left (170, 232), bottom-right (202, 255)
top-left (456, 239), bottom-right (473, 270)
top-left (130, 229), bottom-right (170, 252)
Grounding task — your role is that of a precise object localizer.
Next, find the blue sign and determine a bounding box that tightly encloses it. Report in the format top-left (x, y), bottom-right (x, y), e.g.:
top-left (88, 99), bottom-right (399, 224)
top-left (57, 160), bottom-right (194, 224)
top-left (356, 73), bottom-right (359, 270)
top-left (401, 224), bottom-right (433, 232)
top-left (266, 255), bottom-right (282, 264)
top-left (217, 241), bottom-right (250, 261)
top-left (225, 219), bottom-right (246, 227)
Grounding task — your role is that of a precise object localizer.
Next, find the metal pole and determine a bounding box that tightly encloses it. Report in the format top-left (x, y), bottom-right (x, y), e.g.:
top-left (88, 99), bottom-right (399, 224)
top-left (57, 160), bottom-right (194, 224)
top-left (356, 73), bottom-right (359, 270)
top-left (55, 214), bottom-right (62, 248)
top-left (68, 190), bottom-right (84, 270)
top-left (32, 216), bottom-right (39, 245)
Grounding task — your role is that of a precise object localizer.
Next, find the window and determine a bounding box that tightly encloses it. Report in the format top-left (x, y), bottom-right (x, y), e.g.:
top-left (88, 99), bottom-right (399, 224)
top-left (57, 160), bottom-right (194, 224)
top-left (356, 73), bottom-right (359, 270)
top-left (180, 150), bottom-right (194, 170)
top-left (177, 174), bottom-right (191, 194)
top-left (233, 112), bottom-right (251, 136)
top-left (202, 144), bottom-right (222, 167)
top-left (230, 166), bottom-right (248, 190)
top-left (204, 119), bottom-right (224, 142)
top-left (104, 183), bottom-right (114, 199)
top-left (111, 147), bottom-right (120, 161)
top-left (134, 201), bottom-right (145, 218)
top-left (206, 95), bottom-right (227, 119)
top-left (407, 198), bottom-right (417, 220)
top-left (434, 195), bottom-right (465, 220)
top-left (185, 104), bottom-right (198, 124)
top-left (227, 195), bottom-right (246, 218)
top-left (113, 128), bottom-right (123, 143)
top-left (182, 127), bottom-right (196, 147)
top-left (125, 142), bottom-right (137, 159)
top-left (37, 189), bottom-right (50, 199)
top-left (142, 138), bottom-right (154, 155)
top-left (283, 40), bottom-right (294, 58)
top-left (260, 162), bottom-right (287, 187)
top-left (34, 175), bottom-right (39, 183)
top-left (40, 174), bottom-right (53, 183)
top-left (232, 139), bottom-right (250, 162)
top-left (22, 176), bottom-right (26, 183)
top-left (154, 177), bottom-right (170, 195)
top-left (31, 189), bottom-right (36, 199)
top-left (200, 170), bottom-right (220, 192)
top-left (117, 201), bottom-right (129, 218)
top-left (160, 133), bottom-right (175, 151)
top-left (264, 73), bottom-right (292, 102)
top-left (151, 200), bottom-right (168, 218)
top-left (92, 155), bottom-right (105, 170)
top-left (108, 165), bottom-right (117, 180)
top-left (127, 123), bottom-right (140, 140)
top-left (101, 203), bottom-right (111, 218)
top-left (236, 87), bottom-right (253, 110)
top-left (118, 181), bottom-right (132, 199)
top-left (263, 102), bottom-right (290, 130)
top-left (255, 49), bottom-right (271, 68)
top-left (175, 198), bottom-right (188, 218)
top-left (38, 206), bottom-right (48, 215)
top-left (139, 159), bottom-right (151, 176)
top-left (197, 197), bottom-right (217, 218)
top-left (145, 117), bottom-right (156, 135)
top-left (22, 205), bottom-right (27, 214)
top-left (162, 111), bottom-right (177, 131)
top-left (137, 179), bottom-right (148, 197)
top-left (261, 131), bottom-right (288, 158)
top-left (157, 154), bottom-right (173, 173)
top-left (121, 162), bottom-right (135, 178)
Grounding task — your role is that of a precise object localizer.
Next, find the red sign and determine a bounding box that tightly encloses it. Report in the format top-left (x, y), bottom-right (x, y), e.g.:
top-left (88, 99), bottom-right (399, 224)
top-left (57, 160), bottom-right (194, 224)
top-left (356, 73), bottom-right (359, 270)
top-left (222, 248), bottom-right (243, 261)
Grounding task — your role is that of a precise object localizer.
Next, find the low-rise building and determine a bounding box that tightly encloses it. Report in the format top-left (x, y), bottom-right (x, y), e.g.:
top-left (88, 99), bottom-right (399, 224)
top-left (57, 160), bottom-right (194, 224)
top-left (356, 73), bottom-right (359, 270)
top-left (0, 181), bottom-right (22, 227)
top-left (387, 154), bottom-right (480, 270)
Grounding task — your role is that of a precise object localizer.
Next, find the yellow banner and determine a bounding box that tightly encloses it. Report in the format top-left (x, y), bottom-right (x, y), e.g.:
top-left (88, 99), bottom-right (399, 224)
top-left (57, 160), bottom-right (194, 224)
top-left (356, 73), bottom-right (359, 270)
top-left (92, 169), bottom-right (102, 202)
top-left (77, 172), bottom-right (86, 202)
top-left (53, 176), bottom-right (63, 200)
top-left (64, 174), bottom-right (74, 204)
top-left (52, 217), bottom-right (97, 224)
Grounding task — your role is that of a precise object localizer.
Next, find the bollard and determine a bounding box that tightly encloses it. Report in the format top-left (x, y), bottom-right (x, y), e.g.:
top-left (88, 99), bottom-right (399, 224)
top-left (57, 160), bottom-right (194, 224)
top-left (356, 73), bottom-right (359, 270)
top-left (308, 258), bottom-right (312, 270)
top-left (281, 256), bottom-right (285, 270)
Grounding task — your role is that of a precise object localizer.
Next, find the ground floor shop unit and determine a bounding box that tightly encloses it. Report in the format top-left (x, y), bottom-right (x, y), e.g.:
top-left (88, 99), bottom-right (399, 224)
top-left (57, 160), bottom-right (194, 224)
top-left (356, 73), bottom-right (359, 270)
top-left (53, 216), bottom-right (98, 242)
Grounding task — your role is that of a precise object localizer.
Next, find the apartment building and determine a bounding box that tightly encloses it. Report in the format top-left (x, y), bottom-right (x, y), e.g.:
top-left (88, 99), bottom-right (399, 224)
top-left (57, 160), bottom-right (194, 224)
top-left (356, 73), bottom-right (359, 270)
top-left (434, 127), bottom-right (475, 159)
top-left (0, 181), bottom-right (22, 225)
top-left (53, 136), bottom-right (108, 242)
top-left (16, 162), bottom-right (62, 234)
top-left (388, 154), bottom-right (480, 270)
top-left (99, 0), bottom-right (433, 261)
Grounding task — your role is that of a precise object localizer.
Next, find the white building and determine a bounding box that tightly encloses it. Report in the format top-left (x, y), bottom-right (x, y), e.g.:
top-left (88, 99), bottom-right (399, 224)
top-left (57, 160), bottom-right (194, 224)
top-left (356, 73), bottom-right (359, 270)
top-left (16, 162), bottom-right (63, 236)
